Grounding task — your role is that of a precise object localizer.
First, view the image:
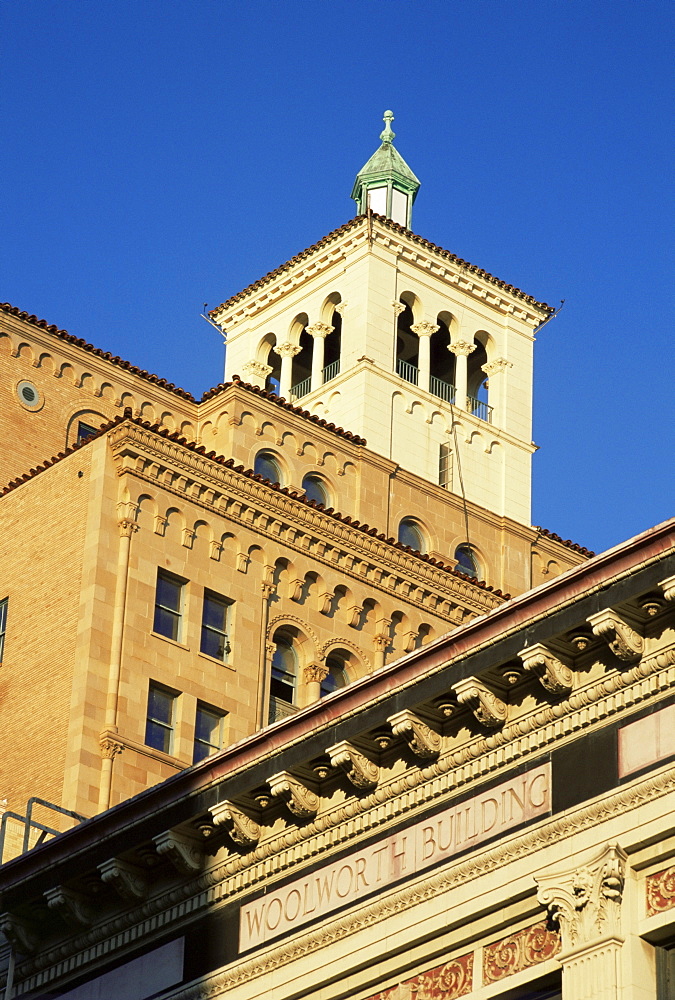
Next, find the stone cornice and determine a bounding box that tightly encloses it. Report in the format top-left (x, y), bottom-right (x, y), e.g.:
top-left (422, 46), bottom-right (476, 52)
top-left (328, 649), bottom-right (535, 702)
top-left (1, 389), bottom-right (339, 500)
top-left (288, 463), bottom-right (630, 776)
top-left (107, 422), bottom-right (500, 616)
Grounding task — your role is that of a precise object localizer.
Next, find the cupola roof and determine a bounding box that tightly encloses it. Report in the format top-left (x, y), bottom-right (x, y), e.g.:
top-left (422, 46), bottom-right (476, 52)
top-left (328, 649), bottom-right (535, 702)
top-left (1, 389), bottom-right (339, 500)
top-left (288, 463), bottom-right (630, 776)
top-left (351, 111), bottom-right (420, 225)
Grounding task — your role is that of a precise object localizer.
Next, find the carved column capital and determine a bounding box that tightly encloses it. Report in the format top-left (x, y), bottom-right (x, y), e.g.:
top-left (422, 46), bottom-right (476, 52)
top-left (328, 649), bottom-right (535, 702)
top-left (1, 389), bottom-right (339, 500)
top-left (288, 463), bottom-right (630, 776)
top-left (372, 633), bottom-right (389, 653)
top-left (241, 360), bottom-right (272, 382)
top-left (304, 663), bottom-right (329, 684)
top-left (268, 771), bottom-right (319, 818)
top-left (273, 342), bottom-right (302, 359)
top-left (210, 801), bottom-right (260, 847)
top-left (410, 321), bottom-right (439, 339)
top-left (99, 732), bottom-right (124, 760)
top-left (448, 340), bottom-right (476, 357)
top-left (392, 301), bottom-right (406, 316)
top-left (118, 518), bottom-right (139, 538)
top-left (519, 643), bottom-right (574, 694)
top-left (482, 357), bottom-right (513, 376)
top-left (388, 709), bottom-right (441, 758)
top-left (306, 322), bottom-right (334, 339)
top-left (452, 677), bottom-right (507, 727)
top-left (327, 741), bottom-right (379, 789)
top-left (153, 829), bottom-right (204, 874)
top-left (334, 301), bottom-right (348, 316)
top-left (587, 608), bottom-right (644, 662)
top-left (98, 857), bottom-right (148, 901)
top-left (535, 843), bottom-right (626, 953)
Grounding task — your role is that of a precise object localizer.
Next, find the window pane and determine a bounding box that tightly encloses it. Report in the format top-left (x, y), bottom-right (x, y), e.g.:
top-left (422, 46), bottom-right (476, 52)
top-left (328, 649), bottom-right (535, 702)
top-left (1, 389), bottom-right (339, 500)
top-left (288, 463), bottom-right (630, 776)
top-left (156, 574), bottom-right (181, 613)
top-left (77, 421), bottom-right (97, 443)
top-left (302, 475), bottom-right (328, 506)
top-left (195, 707), bottom-right (220, 744)
top-left (0, 598), bottom-right (6, 661)
top-left (145, 720), bottom-right (172, 754)
top-left (148, 686), bottom-right (173, 725)
top-left (202, 594), bottom-right (226, 631)
top-left (368, 186), bottom-right (387, 215)
top-left (154, 571), bottom-right (183, 640)
top-left (321, 657), bottom-right (348, 697)
top-left (254, 452), bottom-right (282, 485)
top-left (398, 518), bottom-right (424, 552)
top-left (454, 545), bottom-right (478, 578)
top-left (154, 605), bottom-right (180, 640)
top-left (271, 638), bottom-right (296, 703)
top-left (145, 684), bottom-right (175, 754)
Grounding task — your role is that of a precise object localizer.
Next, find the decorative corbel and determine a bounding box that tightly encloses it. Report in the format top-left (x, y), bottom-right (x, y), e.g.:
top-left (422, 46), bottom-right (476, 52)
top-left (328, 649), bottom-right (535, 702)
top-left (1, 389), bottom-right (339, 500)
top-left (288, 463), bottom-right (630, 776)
top-left (44, 885), bottom-right (92, 927)
top-left (209, 801), bottom-right (260, 848)
top-left (98, 857), bottom-right (148, 901)
top-left (388, 709), bottom-right (442, 759)
top-left (519, 643), bottom-right (575, 694)
top-left (153, 829), bottom-right (204, 875)
top-left (326, 741), bottom-right (379, 789)
top-left (289, 578), bottom-right (304, 602)
top-left (209, 539), bottom-right (222, 561)
top-left (348, 605), bottom-right (362, 628)
top-left (587, 608), bottom-right (644, 663)
top-left (0, 911), bottom-right (39, 954)
top-left (318, 591), bottom-right (333, 615)
top-left (268, 772), bottom-right (319, 819)
top-left (452, 677), bottom-right (507, 728)
top-left (659, 575), bottom-right (675, 602)
top-left (535, 842), bottom-right (626, 952)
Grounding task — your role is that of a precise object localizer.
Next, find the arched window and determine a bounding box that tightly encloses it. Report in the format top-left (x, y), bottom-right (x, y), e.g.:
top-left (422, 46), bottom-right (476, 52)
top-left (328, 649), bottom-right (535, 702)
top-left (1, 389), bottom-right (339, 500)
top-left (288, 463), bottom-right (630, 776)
top-left (254, 450), bottom-right (283, 485)
top-left (395, 298), bottom-right (418, 385)
top-left (320, 653), bottom-right (349, 697)
top-left (398, 518), bottom-right (426, 553)
top-left (454, 544), bottom-right (479, 579)
top-left (302, 474), bottom-right (329, 506)
top-left (269, 633), bottom-right (298, 722)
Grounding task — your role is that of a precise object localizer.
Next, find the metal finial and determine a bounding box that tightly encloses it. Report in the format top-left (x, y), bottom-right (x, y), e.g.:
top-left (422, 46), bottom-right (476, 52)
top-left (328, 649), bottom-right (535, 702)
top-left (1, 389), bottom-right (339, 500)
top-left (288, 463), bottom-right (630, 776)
top-left (380, 110), bottom-right (395, 144)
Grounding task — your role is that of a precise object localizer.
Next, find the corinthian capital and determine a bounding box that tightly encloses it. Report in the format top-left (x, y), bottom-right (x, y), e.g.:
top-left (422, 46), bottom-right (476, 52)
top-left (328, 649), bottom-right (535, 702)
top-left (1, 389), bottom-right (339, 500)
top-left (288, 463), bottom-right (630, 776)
top-left (410, 321), bottom-right (439, 338)
top-left (482, 357), bottom-right (513, 377)
top-left (273, 342), bottom-right (302, 359)
top-left (306, 322), bottom-right (334, 339)
top-left (304, 663), bottom-right (329, 684)
top-left (448, 340), bottom-right (476, 357)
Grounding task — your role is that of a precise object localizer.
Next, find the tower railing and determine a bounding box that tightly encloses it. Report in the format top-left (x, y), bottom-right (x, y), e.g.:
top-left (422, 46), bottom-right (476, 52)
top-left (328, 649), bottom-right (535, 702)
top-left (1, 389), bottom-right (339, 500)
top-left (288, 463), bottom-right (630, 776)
top-left (290, 376), bottom-right (311, 401)
top-left (430, 376), bottom-right (456, 404)
top-left (322, 359), bottom-right (340, 383)
top-left (396, 359), bottom-right (418, 385)
top-left (467, 395), bottom-right (493, 423)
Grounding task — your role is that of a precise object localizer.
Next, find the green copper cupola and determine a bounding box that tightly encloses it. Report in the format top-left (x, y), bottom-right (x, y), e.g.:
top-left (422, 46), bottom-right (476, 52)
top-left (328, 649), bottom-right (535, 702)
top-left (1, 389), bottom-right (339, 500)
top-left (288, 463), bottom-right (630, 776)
top-left (351, 111), bottom-right (421, 229)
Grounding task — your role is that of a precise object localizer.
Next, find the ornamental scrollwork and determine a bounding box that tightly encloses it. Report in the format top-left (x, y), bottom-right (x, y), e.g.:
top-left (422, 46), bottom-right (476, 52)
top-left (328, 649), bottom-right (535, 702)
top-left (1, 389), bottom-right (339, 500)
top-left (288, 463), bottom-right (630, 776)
top-left (327, 741), bottom-right (379, 789)
top-left (587, 608), bottom-right (644, 663)
top-left (153, 829), bottom-right (204, 875)
top-left (388, 709), bottom-right (442, 759)
top-left (209, 801), bottom-right (260, 848)
top-left (44, 885), bottom-right (93, 927)
top-left (268, 772), bottom-right (320, 819)
top-left (519, 643), bottom-right (574, 694)
top-left (98, 857), bottom-right (148, 901)
top-left (452, 677), bottom-right (507, 728)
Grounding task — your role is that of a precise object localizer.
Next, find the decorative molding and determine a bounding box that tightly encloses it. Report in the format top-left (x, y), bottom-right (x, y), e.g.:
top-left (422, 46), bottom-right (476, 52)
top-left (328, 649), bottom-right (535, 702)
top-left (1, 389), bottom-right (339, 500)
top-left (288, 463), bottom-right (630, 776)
top-left (44, 885), bottom-right (93, 928)
top-left (117, 518), bottom-right (139, 538)
top-left (483, 921), bottom-right (559, 984)
top-left (327, 741), bottom-right (379, 789)
top-left (587, 608), bottom-right (644, 662)
top-left (535, 842), bottom-right (626, 951)
top-left (388, 709), bottom-right (441, 759)
top-left (98, 858), bottom-right (148, 902)
top-left (210, 801), bottom-right (260, 848)
top-left (410, 322), bottom-right (439, 339)
top-left (646, 865), bottom-right (675, 916)
top-left (273, 342), bottom-right (302, 359)
top-left (452, 677), bottom-right (507, 728)
top-left (482, 358), bottom-right (513, 377)
top-left (448, 341), bottom-right (476, 357)
top-left (153, 829), bottom-right (204, 875)
top-left (268, 772), bottom-right (319, 819)
top-left (306, 322), bottom-right (334, 339)
top-left (404, 953), bottom-right (473, 999)
top-left (519, 643), bottom-right (574, 694)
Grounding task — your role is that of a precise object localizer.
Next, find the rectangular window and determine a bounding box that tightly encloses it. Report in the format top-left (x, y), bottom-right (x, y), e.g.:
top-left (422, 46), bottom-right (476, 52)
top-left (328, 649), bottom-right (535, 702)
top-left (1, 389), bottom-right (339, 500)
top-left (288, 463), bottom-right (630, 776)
top-left (145, 683), bottom-right (176, 755)
top-left (200, 590), bottom-right (231, 661)
top-left (154, 570), bottom-right (185, 641)
top-left (0, 598), bottom-right (7, 662)
top-left (439, 442), bottom-right (453, 490)
top-left (193, 703), bottom-right (226, 764)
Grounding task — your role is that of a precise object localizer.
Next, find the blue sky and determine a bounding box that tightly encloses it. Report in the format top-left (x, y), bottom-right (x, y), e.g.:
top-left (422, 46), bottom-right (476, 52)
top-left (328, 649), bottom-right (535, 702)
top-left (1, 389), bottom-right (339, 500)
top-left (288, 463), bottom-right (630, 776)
top-left (3, 0), bottom-right (673, 554)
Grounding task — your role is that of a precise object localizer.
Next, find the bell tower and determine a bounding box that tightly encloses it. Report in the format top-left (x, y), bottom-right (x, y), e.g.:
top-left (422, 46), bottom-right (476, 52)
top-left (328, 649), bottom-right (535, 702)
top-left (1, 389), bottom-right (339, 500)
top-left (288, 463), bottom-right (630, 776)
top-left (212, 113), bottom-right (552, 527)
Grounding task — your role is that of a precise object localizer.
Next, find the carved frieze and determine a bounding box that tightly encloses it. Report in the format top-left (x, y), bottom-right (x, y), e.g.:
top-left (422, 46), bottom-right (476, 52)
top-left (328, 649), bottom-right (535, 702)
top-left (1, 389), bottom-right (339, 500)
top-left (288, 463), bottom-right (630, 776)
top-left (210, 801), bottom-right (260, 848)
top-left (153, 829), bottom-right (204, 875)
top-left (327, 741), bottom-right (379, 789)
top-left (483, 921), bottom-right (559, 984)
top-left (268, 772), bottom-right (319, 818)
top-left (535, 842), bottom-right (626, 952)
top-left (452, 677), bottom-right (507, 728)
top-left (388, 709), bottom-right (442, 759)
top-left (587, 608), bottom-right (643, 663)
top-left (519, 643), bottom-right (574, 694)
top-left (646, 865), bottom-right (675, 915)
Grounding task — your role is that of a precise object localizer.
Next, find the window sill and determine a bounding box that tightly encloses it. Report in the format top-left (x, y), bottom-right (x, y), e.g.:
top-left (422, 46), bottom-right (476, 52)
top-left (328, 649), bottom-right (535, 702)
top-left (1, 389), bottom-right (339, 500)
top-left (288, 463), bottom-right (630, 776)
top-left (150, 631), bottom-right (190, 651)
top-left (198, 651), bottom-right (236, 671)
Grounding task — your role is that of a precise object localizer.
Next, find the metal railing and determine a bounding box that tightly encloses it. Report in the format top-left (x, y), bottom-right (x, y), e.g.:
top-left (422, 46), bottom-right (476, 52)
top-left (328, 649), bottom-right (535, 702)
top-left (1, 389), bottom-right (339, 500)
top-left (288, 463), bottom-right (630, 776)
top-left (322, 359), bottom-right (340, 383)
top-left (290, 376), bottom-right (311, 401)
top-left (396, 359), bottom-right (419, 385)
top-left (0, 797), bottom-right (88, 864)
top-left (430, 376), bottom-right (456, 404)
top-left (467, 395), bottom-right (493, 423)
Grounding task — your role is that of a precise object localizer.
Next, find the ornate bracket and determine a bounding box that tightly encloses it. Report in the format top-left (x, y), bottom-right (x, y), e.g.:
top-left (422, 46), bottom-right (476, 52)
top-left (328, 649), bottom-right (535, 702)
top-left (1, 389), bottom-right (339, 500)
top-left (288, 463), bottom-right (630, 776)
top-left (209, 801), bottom-right (260, 848)
top-left (452, 677), bottom-right (507, 728)
top-left (289, 578), bottom-right (304, 602)
top-left (44, 885), bottom-right (93, 927)
top-left (587, 609), bottom-right (644, 663)
top-left (519, 643), bottom-right (574, 694)
top-left (327, 741), bottom-right (379, 789)
top-left (318, 591), bottom-right (333, 615)
top-left (535, 842), bottom-right (626, 953)
top-left (153, 829), bottom-right (204, 875)
top-left (0, 911), bottom-right (39, 954)
top-left (659, 575), bottom-right (675, 602)
top-left (98, 857), bottom-right (148, 901)
top-left (388, 709), bottom-right (442, 759)
top-left (99, 733), bottom-right (124, 760)
top-left (268, 772), bottom-right (319, 818)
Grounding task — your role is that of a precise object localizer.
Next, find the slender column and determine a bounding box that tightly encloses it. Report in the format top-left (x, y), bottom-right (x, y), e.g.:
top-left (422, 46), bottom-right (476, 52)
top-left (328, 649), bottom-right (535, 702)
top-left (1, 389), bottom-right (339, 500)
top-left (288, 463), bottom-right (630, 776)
top-left (240, 360), bottom-right (272, 389)
top-left (307, 322), bottom-right (333, 391)
top-left (303, 663), bottom-right (328, 705)
top-left (411, 322), bottom-right (438, 394)
top-left (98, 513), bottom-right (138, 813)
top-left (274, 343), bottom-right (301, 398)
top-left (449, 340), bottom-right (475, 411)
top-left (536, 843), bottom-right (626, 1000)
top-left (372, 629), bottom-right (390, 671)
top-left (482, 357), bottom-right (512, 427)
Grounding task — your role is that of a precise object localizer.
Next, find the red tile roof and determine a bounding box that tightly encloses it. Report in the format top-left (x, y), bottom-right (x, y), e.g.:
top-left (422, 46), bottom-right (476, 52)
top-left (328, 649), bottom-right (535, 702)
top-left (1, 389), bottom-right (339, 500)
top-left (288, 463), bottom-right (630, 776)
top-left (534, 526), bottom-right (595, 558)
top-left (209, 215), bottom-right (555, 317)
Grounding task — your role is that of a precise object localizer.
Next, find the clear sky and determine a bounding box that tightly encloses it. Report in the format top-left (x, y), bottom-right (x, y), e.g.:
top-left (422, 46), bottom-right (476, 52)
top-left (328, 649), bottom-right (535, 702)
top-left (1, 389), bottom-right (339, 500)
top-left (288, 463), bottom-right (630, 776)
top-left (3, 0), bottom-right (673, 555)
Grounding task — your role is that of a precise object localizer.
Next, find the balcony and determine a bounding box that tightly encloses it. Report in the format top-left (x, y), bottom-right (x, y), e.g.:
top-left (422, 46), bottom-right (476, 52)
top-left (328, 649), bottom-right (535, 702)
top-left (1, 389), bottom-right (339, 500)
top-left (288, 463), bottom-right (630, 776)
top-left (395, 362), bottom-right (493, 423)
top-left (323, 359), bottom-right (340, 383)
top-left (430, 375), bottom-right (455, 404)
top-left (290, 376), bottom-right (311, 401)
top-left (467, 395), bottom-right (493, 423)
top-left (396, 359), bottom-right (419, 385)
